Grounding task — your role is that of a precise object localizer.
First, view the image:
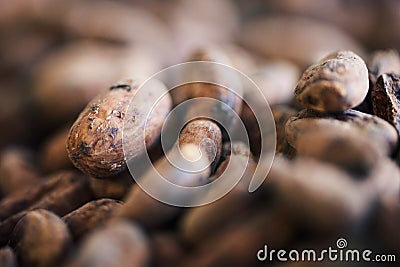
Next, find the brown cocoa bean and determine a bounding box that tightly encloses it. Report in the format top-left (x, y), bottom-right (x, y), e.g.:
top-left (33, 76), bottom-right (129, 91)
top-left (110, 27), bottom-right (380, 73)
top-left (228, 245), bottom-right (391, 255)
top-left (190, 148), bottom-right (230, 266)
top-left (178, 119), bottom-right (222, 168)
top-left (285, 109), bottom-right (398, 156)
top-left (295, 50), bottom-right (369, 112)
top-left (295, 128), bottom-right (381, 176)
top-left (9, 209), bottom-right (71, 267)
top-left (67, 78), bottom-right (172, 178)
top-left (62, 199), bottom-right (123, 241)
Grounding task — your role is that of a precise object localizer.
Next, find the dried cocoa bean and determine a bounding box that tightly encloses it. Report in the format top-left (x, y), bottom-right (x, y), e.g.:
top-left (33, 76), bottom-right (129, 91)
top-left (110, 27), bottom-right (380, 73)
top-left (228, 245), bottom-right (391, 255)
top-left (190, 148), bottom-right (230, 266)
top-left (295, 50), bottom-right (369, 112)
top-left (9, 209), bottom-right (71, 267)
top-left (62, 199), bottom-right (123, 241)
top-left (67, 78), bottom-right (171, 178)
top-left (285, 109), bottom-right (398, 156)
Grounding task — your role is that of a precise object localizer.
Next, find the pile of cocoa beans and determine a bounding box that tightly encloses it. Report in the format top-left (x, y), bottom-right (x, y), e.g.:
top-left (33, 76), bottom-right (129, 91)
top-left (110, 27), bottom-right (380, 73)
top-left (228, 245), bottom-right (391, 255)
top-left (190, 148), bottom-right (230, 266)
top-left (0, 1), bottom-right (399, 267)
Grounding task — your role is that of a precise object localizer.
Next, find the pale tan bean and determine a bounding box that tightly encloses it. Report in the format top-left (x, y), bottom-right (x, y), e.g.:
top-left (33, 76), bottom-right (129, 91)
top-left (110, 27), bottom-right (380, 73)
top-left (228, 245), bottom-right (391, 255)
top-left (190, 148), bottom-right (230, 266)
top-left (295, 50), bottom-right (369, 112)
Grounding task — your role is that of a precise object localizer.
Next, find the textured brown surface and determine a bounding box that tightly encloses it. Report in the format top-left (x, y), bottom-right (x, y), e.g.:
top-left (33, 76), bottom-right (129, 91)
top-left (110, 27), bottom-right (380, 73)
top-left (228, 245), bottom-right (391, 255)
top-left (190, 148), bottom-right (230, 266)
top-left (372, 73), bottom-right (400, 133)
top-left (295, 50), bottom-right (369, 112)
top-left (179, 119), bottom-right (222, 165)
top-left (67, 78), bottom-right (172, 178)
